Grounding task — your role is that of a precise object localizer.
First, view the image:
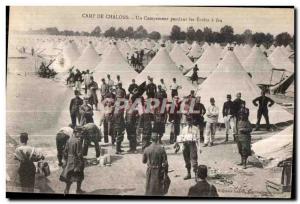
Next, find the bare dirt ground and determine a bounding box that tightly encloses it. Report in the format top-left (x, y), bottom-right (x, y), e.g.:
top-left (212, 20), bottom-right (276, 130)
top-left (6, 73), bottom-right (292, 198)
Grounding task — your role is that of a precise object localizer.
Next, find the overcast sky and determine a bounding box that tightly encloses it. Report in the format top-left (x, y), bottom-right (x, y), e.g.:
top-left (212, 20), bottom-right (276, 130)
top-left (9, 6), bottom-right (294, 36)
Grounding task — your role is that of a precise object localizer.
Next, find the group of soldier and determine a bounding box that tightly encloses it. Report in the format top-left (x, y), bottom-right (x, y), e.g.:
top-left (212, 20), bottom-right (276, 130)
top-left (13, 69), bottom-right (276, 196)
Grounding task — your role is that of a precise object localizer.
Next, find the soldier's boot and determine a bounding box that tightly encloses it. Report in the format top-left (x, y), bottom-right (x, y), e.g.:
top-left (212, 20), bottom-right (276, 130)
top-left (237, 157), bottom-right (243, 166)
top-left (243, 158), bottom-right (247, 169)
top-left (116, 142), bottom-right (122, 154)
top-left (224, 134), bottom-right (228, 143)
top-left (76, 181), bottom-right (86, 194)
top-left (184, 169), bottom-right (191, 180)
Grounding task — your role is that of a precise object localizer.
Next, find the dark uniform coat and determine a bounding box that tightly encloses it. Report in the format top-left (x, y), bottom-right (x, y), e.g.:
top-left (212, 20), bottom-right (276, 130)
top-left (79, 104), bottom-right (94, 125)
top-left (188, 180), bottom-right (219, 197)
top-left (143, 143), bottom-right (168, 196)
top-left (237, 120), bottom-right (252, 157)
top-left (60, 136), bottom-right (84, 183)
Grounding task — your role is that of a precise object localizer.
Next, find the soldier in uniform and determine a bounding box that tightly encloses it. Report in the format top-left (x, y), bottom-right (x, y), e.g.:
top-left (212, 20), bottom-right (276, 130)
top-left (81, 123), bottom-right (102, 159)
top-left (153, 106), bottom-right (168, 144)
top-left (125, 100), bottom-right (139, 153)
top-left (253, 90), bottom-right (274, 131)
top-left (236, 103), bottom-right (252, 169)
top-left (100, 78), bottom-right (109, 102)
top-left (168, 96), bottom-right (182, 144)
top-left (69, 90), bottom-right (83, 127)
top-left (188, 165), bottom-right (219, 197)
top-left (128, 79), bottom-right (139, 99)
top-left (222, 94), bottom-right (236, 142)
top-left (191, 96), bottom-right (206, 143)
top-left (138, 105), bottom-right (155, 150)
top-left (106, 74), bottom-right (115, 91)
top-left (60, 126), bottom-right (85, 194)
top-left (87, 76), bottom-right (99, 111)
top-left (79, 97), bottom-right (94, 126)
top-left (177, 115), bottom-right (201, 180)
top-left (14, 133), bottom-right (45, 192)
top-left (112, 109), bottom-right (126, 154)
top-left (143, 132), bottom-right (169, 196)
top-left (146, 78), bottom-right (157, 99)
top-left (56, 125), bottom-right (74, 166)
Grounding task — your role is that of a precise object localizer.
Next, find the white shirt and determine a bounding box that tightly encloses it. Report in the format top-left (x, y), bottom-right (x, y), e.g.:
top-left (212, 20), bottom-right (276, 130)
top-left (161, 83), bottom-right (167, 91)
top-left (170, 82), bottom-right (180, 90)
top-left (178, 125), bottom-right (200, 142)
top-left (206, 105), bottom-right (219, 123)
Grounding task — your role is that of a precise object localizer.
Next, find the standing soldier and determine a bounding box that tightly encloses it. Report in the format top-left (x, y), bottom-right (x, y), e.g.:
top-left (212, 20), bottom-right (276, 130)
top-left (236, 104), bottom-right (252, 169)
top-left (177, 115), bottom-right (201, 180)
top-left (60, 126), bottom-right (85, 194)
top-left (87, 76), bottom-right (99, 111)
top-left (138, 105), bottom-right (155, 150)
top-left (192, 96), bottom-right (206, 143)
top-left (155, 85), bottom-right (168, 105)
top-left (115, 83), bottom-right (126, 99)
top-left (146, 78), bottom-right (157, 99)
top-left (79, 97), bottom-right (94, 125)
top-left (160, 78), bottom-right (167, 92)
top-left (112, 109), bottom-right (126, 154)
top-left (204, 98), bottom-right (219, 147)
top-left (83, 70), bottom-right (92, 94)
top-left (168, 96), bottom-right (182, 144)
top-left (253, 90), bottom-right (274, 131)
top-left (100, 78), bottom-right (109, 102)
top-left (170, 78), bottom-right (182, 98)
top-left (100, 99), bottom-right (114, 144)
top-left (107, 74), bottom-right (115, 91)
top-left (69, 90), bottom-right (83, 127)
top-left (82, 123), bottom-right (102, 159)
top-left (74, 69), bottom-right (82, 92)
top-left (233, 92), bottom-right (245, 121)
top-left (14, 133), bottom-right (45, 192)
top-left (153, 106), bottom-right (168, 144)
top-left (143, 133), bottom-right (169, 196)
top-left (128, 79), bottom-right (139, 100)
top-left (222, 94), bottom-right (236, 142)
top-left (125, 100), bottom-right (139, 153)
top-left (56, 125), bottom-right (74, 166)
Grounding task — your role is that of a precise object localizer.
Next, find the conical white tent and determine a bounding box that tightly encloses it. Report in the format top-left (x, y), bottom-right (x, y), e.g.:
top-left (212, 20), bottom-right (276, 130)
top-left (136, 46), bottom-right (197, 97)
top-left (181, 41), bottom-right (191, 53)
top-left (242, 46), bottom-right (282, 85)
top-left (259, 44), bottom-right (267, 52)
top-left (93, 43), bottom-right (137, 87)
top-left (268, 46), bottom-right (294, 73)
top-left (118, 41), bottom-right (134, 58)
top-left (188, 42), bottom-right (202, 58)
top-left (185, 45), bottom-right (222, 78)
top-left (233, 45), bottom-right (249, 63)
top-left (169, 43), bottom-right (193, 72)
top-left (252, 125), bottom-right (293, 168)
top-left (62, 40), bottom-right (80, 68)
top-left (196, 50), bottom-right (293, 124)
top-left (72, 42), bottom-right (101, 71)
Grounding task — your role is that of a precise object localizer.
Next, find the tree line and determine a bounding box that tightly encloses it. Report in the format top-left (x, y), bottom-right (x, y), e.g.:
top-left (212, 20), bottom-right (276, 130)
top-left (22, 24), bottom-right (293, 47)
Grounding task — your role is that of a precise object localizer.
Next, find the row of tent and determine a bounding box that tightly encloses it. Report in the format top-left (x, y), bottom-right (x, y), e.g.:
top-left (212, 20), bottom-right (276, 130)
top-left (7, 35), bottom-right (294, 125)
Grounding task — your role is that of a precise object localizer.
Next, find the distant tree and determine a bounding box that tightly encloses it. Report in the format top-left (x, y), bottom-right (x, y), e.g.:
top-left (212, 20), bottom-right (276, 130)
top-left (125, 26), bottom-right (134, 38)
top-left (242, 29), bottom-right (253, 44)
top-left (134, 25), bottom-right (148, 39)
top-left (212, 32), bottom-right (222, 43)
top-left (80, 31), bottom-right (90, 36)
top-left (265, 33), bottom-right (274, 47)
top-left (186, 26), bottom-right (196, 42)
top-left (195, 29), bottom-right (204, 42)
top-left (179, 31), bottom-right (187, 41)
top-left (104, 27), bottom-right (116, 38)
top-left (148, 31), bottom-right (161, 40)
top-left (90, 26), bottom-right (101, 37)
top-left (234, 34), bottom-right (243, 44)
top-left (275, 32), bottom-right (293, 46)
top-left (203, 27), bottom-right (213, 42)
top-left (220, 25), bottom-right (234, 43)
top-left (45, 27), bottom-right (59, 35)
top-left (252, 32), bottom-right (266, 45)
top-left (116, 27), bottom-right (126, 38)
top-left (170, 25), bottom-right (181, 41)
